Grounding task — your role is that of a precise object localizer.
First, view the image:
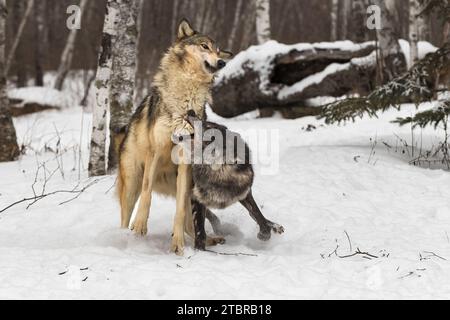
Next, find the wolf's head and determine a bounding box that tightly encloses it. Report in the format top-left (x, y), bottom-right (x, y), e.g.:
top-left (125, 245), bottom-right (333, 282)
top-left (172, 19), bottom-right (233, 81)
top-left (174, 110), bottom-right (251, 166)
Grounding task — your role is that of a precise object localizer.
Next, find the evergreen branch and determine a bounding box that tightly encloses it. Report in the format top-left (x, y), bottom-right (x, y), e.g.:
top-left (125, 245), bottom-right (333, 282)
top-left (321, 42), bottom-right (450, 125)
top-left (393, 100), bottom-right (450, 129)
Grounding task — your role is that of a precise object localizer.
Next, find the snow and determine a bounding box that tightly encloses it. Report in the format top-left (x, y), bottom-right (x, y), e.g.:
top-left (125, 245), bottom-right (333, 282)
top-left (8, 87), bottom-right (71, 109)
top-left (278, 63), bottom-right (352, 100)
top-left (1, 99), bottom-right (450, 299)
top-left (399, 40), bottom-right (439, 68)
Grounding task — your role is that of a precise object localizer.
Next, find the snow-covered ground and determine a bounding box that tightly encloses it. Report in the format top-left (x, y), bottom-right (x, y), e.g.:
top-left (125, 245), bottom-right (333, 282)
top-left (1, 101), bottom-right (450, 299)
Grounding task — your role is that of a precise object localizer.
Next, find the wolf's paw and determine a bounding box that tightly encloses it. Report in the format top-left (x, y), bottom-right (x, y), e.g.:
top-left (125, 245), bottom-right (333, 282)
top-left (270, 223), bottom-right (285, 235)
top-left (207, 236), bottom-right (226, 247)
top-left (258, 230), bottom-right (272, 241)
top-left (131, 219), bottom-right (148, 236)
top-left (171, 234), bottom-right (185, 256)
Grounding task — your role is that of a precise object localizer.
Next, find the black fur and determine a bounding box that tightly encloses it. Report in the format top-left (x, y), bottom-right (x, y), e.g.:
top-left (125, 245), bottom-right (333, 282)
top-left (183, 113), bottom-right (285, 250)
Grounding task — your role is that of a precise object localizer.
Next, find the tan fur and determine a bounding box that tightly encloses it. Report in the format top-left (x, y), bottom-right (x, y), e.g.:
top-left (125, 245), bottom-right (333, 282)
top-left (117, 20), bottom-right (231, 255)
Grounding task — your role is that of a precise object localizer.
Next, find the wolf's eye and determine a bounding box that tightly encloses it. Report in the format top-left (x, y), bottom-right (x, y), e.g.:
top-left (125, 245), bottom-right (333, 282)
top-left (201, 44), bottom-right (209, 50)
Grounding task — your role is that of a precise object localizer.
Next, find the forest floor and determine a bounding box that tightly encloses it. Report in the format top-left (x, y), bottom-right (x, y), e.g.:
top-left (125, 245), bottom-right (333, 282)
top-left (1, 100), bottom-right (450, 299)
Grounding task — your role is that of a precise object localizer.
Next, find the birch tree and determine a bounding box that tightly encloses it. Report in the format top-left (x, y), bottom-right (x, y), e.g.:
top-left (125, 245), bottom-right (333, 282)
top-left (373, 0), bottom-right (407, 82)
top-left (410, 0), bottom-right (432, 67)
top-left (5, 0), bottom-right (34, 77)
top-left (89, 0), bottom-right (120, 177)
top-left (108, 0), bottom-right (142, 171)
top-left (0, 0), bottom-right (19, 162)
top-left (255, 0), bottom-right (271, 44)
top-left (330, 0), bottom-right (339, 41)
top-left (54, 0), bottom-right (88, 91)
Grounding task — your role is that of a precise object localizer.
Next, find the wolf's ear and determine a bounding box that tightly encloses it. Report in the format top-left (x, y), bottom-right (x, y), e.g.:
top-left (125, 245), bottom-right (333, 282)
top-left (219, 50), bottom-right (234, 61)
top-left (177, 19), bottom-right (196, 40)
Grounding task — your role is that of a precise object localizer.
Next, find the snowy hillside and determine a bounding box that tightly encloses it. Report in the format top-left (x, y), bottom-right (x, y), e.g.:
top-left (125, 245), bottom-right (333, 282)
top-left (1, 101), bottom-right (450, 299)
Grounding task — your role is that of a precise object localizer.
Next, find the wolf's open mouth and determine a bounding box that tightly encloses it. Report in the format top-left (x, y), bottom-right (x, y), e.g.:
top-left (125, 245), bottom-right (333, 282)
top-left (204, 61), bottom-right (218, 74)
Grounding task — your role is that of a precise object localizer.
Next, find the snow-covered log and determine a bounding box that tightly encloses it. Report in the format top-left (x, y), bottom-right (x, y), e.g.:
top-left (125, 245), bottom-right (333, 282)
top-left (7, 87), bottom-right (69, 117)
top-left (212, 40), bottom-right (377, 118)
top-left (212, 40), bottom-right (438, 118)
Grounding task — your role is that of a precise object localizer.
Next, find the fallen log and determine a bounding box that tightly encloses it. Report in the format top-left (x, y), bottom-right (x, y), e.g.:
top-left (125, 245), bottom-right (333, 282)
top-left (8, 87), bottom-right (67, 117)
top-left (211, 40), bottom-right (437, 118)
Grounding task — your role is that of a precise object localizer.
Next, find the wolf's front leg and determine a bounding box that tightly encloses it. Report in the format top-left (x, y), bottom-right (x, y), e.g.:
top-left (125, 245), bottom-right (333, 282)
top-left (171, 162), bottom-right (192, 256)
top-left (131, 153), bottom-right (160, 236)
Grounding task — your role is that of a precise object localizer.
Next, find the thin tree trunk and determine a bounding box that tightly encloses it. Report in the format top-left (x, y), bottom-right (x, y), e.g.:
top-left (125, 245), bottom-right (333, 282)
top-left (350, 0), bottom-right (368, 42)
top-left (5, 0), bottom-right (34, 77)
top-left (54, 0), bottom-right (88, 91)
top-left (340, 0), bottom-right (351, 40)
top-left (255, 0), bottom-right (271, 44)
top-left (89, 0), bottom-right (120, 177)
top-left (0, 0), bottom-right (20, 162)
top-left (34, 0), bottom-right (46, 86)
top-left (171, 0), bottom-right (180, 41)
top-left (373, 0), bottom-right (407, 82)
top-left (409, 0), bottom-right (420, 67)
top-left (108, 0), bottom-right (142, 172)
top-left (330, 0), bottom-right (339, 41)
top-left (444, 22), bottom-right (450, 45)
top-left (80, 71), bottom-right (95, 107)
top-left (240, 1), bottom-right (256, 49)
top-left (228, 0), bottom-right (244, 50)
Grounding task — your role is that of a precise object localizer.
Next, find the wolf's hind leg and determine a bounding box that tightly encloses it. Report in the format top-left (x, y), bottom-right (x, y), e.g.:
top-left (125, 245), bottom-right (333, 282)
top-left (119, 162), bottom-right (143, 229)
top-left (187, 201), bottom-right (226, 249)
top-left (131, 153), bottom-right (160, 235)
top-left (192, 200), bottom-right (207, 250)
top-left (240, 192), bottom-right (285, 241)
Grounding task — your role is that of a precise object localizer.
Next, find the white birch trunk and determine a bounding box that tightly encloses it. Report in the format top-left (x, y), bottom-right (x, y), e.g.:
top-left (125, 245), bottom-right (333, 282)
top-left (0, 0), bottom-right (19, 162)
top-left (89, 0), bottom-right (120, 177)
top-left (54, 0), bottom-right (88, 91)
top-left (330, 0), bottom-right (339, 41)
top-left (373, 0), bottom-right (407, 82)
top-left (255, 0), bottom-right (271, 44)
top-left (5, 0), bottom-right (35, 76)
top-left (409, 0), bottom-right (420, 67)
top-left (108, 0), bottom-right (142, 171)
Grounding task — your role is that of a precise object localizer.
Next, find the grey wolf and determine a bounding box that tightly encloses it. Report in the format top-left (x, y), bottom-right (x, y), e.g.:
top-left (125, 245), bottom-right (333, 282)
top-left (117, 19), bottom-right (232, 255)
top-left (177, 111), bottom-right (285, 250)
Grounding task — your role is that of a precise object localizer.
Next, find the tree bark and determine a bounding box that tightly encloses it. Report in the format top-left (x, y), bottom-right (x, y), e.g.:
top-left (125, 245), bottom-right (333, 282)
top-left (350, 0), bottom-right (369, 43)
top-left (228, 0), bottom-right (244, 50)
top-left (34, 0), bottom-right (46, 86)
top-left (330, 0), bottom-right (339, 41)
top-left (0, 0), bottom-right (20, 162)
top-left (89, 0), bottom-right (120, 177)
top-left (108, 0), bottom-right (142, 172)
top-left (5, 0), bottom-right (34, 77)
top-left (409, 0), bottom-right (420, 66)
top-left (373, 0), bottom-right (407, 82)
top-left (255, 0), bottom-right (271, 44)
top-left (54, 0), bottom-right (88, 91)
top-left (340, 0), bottom-right (351, 40)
